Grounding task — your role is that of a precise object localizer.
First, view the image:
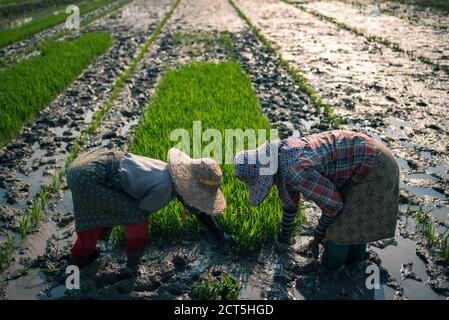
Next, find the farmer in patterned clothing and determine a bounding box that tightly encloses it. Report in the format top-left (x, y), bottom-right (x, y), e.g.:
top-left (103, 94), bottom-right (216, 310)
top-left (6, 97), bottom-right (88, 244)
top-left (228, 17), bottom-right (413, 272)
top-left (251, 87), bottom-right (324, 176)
top-left (66, 147), bottom-right (227, 274)
top-left (234, 130), bottom-right (399, 270)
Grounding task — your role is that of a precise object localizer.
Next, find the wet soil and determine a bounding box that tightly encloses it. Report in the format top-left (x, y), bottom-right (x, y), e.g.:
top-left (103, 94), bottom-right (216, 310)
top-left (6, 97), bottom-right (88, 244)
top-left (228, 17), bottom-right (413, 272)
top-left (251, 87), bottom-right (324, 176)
top-left (1, 0), bottom-right (448, 300)
top-left (336, 0), bottom-right (449, 29)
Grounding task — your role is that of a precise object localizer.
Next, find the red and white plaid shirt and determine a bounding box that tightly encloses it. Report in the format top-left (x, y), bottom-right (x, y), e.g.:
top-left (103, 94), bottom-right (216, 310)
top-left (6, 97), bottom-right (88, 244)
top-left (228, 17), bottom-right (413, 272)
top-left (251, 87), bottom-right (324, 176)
top-left (276, 130), bottom-right (380, 216)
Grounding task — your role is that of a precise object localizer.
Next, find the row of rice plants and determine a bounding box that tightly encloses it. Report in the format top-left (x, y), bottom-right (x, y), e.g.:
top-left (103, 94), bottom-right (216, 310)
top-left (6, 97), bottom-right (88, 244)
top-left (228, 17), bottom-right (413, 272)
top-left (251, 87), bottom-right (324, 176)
top-left (0, 0), bottom-right (119, 48)
top-left (0, 31), bottom-right (112, 148)
top-left (129, 62), bottom-right (302, 254)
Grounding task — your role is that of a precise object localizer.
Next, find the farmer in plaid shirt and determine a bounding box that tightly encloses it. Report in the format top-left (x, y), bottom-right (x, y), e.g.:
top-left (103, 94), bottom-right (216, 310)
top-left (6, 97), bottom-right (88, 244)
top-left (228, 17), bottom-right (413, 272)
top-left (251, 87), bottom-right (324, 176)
top-left (234, 130), bottom-right (399, 270)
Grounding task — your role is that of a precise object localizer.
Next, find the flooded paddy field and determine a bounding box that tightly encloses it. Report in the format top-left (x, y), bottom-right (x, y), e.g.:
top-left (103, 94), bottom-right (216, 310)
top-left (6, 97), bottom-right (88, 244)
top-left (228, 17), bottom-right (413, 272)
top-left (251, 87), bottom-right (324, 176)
top-left (0, 0), bottom-right (448, 300)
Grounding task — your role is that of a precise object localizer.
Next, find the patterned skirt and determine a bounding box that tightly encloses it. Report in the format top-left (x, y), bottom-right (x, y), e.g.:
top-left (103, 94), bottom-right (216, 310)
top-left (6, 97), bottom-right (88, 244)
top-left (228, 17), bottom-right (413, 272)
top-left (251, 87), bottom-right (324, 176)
top-left (325, 141), bottom-right (400, 244)
top-left (66, 148), bottom-right (148, 232)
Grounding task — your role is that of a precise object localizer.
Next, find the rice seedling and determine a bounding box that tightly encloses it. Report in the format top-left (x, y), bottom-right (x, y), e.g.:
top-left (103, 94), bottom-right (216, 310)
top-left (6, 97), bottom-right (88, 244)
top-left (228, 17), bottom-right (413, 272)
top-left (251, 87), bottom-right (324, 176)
top-left (438, 228), bottom-right (449, 264)
top-left (39, 185), bottom-right (50, 210)
top-left (28, 196), bottom-right (44, 229)
top-left (0, 0), bottom-right (118, 48)
top-left (110, 226), bottom-right (125, 245)
top-left (0, 32), bottom-right (112, 148)
top-left (18, 215), bottom-right (29, 239)
top-left (50, 168), bottom-right (64, 193)
top-left (130, 62), bottom-right (301, 254)
top-left (192, 274), bottom-right (240, 300)
top-left (405, 201), bottom-right (413, 216)
top-left (0, 234), bottom-right (14, 270)
top-left (411, 206), bottom-right (449, 264)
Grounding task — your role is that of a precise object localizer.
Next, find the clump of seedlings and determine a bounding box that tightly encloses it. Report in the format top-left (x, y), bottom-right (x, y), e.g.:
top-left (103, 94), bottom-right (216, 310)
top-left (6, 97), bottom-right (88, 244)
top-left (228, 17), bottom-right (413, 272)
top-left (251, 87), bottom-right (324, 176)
top-left (0, 234), bottom-right (14, 270)
top-left (18, 215), bottom-right (29, 240)
top-left (18, 189), bottom-right (50, 239)
top-left (192, 274), bottom-right (240, 300)
top-left (130, 62), bottom-right (302, 253)
top-left (415, 206), bottom-right (449, 264)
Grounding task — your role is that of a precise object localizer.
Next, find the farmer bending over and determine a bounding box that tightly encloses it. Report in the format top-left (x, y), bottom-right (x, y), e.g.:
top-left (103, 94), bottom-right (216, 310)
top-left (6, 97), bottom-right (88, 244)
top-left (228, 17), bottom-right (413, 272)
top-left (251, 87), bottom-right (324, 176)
top-left (66, 147), bottom-right (227, 273)
top-left (234, 130), bottom-right (399, 270)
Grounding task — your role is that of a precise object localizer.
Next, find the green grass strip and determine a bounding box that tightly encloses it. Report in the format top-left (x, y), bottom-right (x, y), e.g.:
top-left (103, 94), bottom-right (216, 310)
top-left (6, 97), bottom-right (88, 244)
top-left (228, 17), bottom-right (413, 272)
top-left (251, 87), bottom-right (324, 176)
top-left (0, 0), bottom-right (117, 48)
top-left (0, 32), bottom-right (112, 148)
top-left (228, 0), bottom-right (341, 128)
top-left (130, 62), bottom-right (301, 254)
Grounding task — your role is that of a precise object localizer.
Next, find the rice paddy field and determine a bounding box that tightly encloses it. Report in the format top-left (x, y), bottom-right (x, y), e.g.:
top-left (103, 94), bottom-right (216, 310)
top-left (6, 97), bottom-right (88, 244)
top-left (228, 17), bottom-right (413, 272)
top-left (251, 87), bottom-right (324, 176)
top-left (0, 0), bottom-right (448, 302)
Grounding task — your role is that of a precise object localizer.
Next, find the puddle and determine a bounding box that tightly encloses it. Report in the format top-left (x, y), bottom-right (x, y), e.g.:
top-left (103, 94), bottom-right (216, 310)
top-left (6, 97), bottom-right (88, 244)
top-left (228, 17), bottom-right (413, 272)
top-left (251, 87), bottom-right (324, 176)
top-left (397, 158), bottom-right (411, 171)
top-left (420, 151), bottom-right (432, 160)
top-left (427, 163), bottom-right (449, 180)
top-left (6, 269), bottom-right (47, 300)
top-left (302, 0), bottom-right (449, 66)
top-left (120, 118), bottom-right (140, 136)
top-left (44, 285), bottom-right (68, 300)
top-left (239, 282), bottom-right (265, 299)
top-left (372, 229), bottom-right (445, 300)
top-left (402, 183), bottom-right (446, 200)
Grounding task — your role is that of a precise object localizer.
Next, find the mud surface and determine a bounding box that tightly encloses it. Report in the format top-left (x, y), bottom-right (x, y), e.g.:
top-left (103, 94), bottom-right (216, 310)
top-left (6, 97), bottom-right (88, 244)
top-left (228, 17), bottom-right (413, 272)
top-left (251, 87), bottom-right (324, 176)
top-left (1, 0), bottom-right (448, 300)
top-left (302, 0), bottom-right (449, 68)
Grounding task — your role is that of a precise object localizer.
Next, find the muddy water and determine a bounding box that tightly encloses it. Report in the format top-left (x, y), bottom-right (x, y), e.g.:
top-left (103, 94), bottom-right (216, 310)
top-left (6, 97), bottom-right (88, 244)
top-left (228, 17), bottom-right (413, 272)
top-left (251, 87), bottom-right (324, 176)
top-left (302, 0), bottom-right (449, 67)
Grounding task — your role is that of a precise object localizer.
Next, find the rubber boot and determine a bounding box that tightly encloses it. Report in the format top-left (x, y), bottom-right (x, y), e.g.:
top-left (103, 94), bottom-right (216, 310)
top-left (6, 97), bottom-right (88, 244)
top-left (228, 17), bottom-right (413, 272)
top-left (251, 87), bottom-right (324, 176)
top-left (345, 243), bottom-right (367, 265)
top-left (322, 241), bottom-right (350, 271)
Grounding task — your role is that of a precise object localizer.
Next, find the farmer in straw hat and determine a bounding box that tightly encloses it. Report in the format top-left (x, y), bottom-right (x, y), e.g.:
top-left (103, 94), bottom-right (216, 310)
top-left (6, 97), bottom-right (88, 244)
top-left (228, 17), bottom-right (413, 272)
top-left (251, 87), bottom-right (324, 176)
top-left (66, 147), bottom-right (227, 274)
top-left (234, 130), bottom-right (399, 270)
